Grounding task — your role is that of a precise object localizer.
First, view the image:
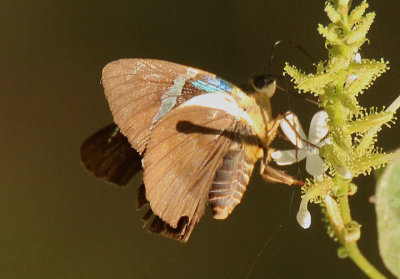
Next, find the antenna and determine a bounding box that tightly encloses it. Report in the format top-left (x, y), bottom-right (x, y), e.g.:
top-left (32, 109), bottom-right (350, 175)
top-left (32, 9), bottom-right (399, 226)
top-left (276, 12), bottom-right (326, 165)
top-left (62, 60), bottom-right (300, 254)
top-left (267, 40), bottom-right (319, 106)
top-left (268, 40), bottom-right (317, 75)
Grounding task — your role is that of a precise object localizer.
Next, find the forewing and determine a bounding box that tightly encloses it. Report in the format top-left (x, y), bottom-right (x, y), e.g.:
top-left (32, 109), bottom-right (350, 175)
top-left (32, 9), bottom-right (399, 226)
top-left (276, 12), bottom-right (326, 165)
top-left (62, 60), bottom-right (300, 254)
top-left (142, 93), bottom-right (250, 242)
top-left (80, 124), bottom-right (142, 186)
top-left (102, 59), bottom-right (237, 154)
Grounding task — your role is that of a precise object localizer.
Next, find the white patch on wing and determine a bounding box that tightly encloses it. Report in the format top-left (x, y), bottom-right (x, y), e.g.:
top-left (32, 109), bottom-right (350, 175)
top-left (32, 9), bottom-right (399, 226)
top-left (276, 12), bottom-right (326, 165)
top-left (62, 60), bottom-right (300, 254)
top-left (152, 75), bottom-right (188, 123)
top-left (181, 93), bottom-right (254, 127)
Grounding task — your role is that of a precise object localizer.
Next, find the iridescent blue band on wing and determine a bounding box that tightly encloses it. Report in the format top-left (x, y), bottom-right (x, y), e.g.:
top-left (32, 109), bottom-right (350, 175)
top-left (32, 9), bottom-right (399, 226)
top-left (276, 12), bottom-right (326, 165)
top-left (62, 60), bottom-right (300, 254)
top-left (191, 77), bottom-right (233, 93)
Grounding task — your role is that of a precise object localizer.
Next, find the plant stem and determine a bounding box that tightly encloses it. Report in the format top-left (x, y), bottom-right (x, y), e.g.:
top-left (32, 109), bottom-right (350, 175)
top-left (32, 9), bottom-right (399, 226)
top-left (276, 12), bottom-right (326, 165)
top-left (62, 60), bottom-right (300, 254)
top-left (346, 242), bottom-right (386, 279)
top-left (337, 194), bottom-right (387, 278)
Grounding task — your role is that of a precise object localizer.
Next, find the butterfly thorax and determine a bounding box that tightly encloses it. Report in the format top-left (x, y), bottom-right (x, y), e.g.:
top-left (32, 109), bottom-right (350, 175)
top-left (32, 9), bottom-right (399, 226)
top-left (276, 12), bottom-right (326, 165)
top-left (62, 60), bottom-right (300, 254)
top-left (232, 86), bottom-right (275, 150)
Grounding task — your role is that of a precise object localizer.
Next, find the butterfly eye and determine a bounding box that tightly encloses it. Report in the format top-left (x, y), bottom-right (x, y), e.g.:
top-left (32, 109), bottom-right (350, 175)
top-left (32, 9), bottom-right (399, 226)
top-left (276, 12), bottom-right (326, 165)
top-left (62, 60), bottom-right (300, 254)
top-left (250, 75), bottom-right (275, 91)
top-left (249, 75), bottom-right (277, 98)
top-left (251, 75), bottom-right (268, 90)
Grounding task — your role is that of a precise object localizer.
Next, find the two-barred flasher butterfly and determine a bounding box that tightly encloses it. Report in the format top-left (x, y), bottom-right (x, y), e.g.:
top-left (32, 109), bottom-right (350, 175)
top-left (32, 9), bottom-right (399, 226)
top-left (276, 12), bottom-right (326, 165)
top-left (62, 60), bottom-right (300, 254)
top-left (80, 59), bottom-right (302, 242)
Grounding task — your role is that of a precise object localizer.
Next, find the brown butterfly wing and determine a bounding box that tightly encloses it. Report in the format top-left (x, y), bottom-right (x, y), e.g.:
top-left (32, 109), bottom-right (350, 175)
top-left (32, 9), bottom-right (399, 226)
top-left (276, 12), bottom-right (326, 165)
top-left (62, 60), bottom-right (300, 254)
top-left (141, 94), bottom-right (259, 241)
top-left (102, 59), bottom-right (223, 154)
top-left (80, 124), bottom-right (142, 186)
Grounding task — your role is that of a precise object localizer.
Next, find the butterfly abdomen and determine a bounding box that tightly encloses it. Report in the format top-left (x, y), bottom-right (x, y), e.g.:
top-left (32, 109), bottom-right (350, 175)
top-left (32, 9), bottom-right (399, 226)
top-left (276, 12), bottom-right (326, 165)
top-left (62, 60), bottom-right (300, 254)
top-left (209, 147), bottom-right (256, 219)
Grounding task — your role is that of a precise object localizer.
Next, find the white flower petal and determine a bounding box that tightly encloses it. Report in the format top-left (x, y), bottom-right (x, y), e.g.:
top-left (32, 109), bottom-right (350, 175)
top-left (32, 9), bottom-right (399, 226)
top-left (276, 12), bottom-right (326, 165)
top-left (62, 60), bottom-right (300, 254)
top-left (271, 149), bottom-right (308, 165)
top-left (348, 74), bottom-right (358, 82)
top-left (354, 52), bottom-right (361, 63)
top-left (386, 94), bottom-right (400, 113)
top-left (281, 112), bottom-right (307, 148)
top-left (309, 111), bottom-right (329, 144)
top-left (306, 153), bottom-right (325, 176)
top-left (297, 209), bottom-right (311, 229)
top-left (324, 137), bottom-right (332, 145)
top-left (337, 165), bottom-right (352, 179)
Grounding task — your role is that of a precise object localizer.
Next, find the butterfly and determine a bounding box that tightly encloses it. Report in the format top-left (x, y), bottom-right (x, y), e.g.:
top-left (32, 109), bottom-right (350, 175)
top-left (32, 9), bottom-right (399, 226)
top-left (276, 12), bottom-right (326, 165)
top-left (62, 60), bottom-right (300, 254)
top-left (80, 59), bottom-right (302, 242)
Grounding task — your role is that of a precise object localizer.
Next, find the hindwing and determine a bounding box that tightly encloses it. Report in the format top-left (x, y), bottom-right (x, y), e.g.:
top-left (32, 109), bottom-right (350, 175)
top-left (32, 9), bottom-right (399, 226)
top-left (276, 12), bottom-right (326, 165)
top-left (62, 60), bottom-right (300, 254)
top-left (80, 124), bottom-right (142, 186)
top-left (141, 93), bottom-right (261, 241)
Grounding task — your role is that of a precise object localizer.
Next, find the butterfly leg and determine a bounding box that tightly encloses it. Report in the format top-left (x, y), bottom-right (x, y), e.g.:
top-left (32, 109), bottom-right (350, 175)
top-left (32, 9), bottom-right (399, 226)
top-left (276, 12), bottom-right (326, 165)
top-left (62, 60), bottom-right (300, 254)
top-left (259, 157), bottom-right (304, 186)
top-left (266, 113), bottom-right (283, 143)
top-left (267, 111), bottom-right (303, 143)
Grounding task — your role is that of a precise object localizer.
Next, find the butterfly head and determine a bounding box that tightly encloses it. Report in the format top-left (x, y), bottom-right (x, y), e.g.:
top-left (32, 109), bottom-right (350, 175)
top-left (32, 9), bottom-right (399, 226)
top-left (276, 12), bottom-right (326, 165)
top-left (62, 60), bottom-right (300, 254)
top-left (249, 75), bottom-right (277, 99)
top-left (246, 75), bottom-right (277, 123)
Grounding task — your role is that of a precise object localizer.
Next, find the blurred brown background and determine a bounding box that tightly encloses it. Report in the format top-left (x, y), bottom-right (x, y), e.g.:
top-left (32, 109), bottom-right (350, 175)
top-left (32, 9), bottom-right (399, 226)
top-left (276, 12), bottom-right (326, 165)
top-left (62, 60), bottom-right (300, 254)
top-left (1, 0), bottom-right (399, 278)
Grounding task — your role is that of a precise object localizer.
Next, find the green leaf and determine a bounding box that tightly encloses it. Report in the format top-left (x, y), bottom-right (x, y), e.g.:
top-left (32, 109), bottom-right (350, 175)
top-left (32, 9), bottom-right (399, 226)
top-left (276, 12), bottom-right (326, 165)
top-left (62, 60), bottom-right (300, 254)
top-left (376, 151), bottom-right (400, 278)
